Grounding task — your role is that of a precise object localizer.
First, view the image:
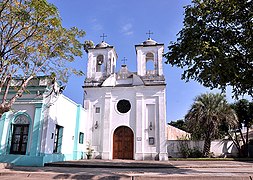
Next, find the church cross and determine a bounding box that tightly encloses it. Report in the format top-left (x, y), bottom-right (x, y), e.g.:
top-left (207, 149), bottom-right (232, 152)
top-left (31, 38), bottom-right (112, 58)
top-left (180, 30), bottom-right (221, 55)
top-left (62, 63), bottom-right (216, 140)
top-left (122, 57), bottom-right (127, 64)
top-left (100, 33), bottom-right (107, 41)
top-left (146, 30), bottom-right (153, 38)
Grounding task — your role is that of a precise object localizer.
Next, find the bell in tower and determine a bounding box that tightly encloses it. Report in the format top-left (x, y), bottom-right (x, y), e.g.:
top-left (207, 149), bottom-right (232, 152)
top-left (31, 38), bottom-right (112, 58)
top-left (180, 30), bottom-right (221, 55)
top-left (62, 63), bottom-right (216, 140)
top-left (135, 31), bottom-right (165, 85)
top-left (85, 34), bottom-right (117, 87)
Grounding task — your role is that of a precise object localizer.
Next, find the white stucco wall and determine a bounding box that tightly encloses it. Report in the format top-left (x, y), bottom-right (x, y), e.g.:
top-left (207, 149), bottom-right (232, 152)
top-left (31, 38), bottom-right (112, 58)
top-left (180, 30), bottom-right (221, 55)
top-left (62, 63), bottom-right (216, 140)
top-left (84, 85), bottom-right (167, 160)
top-left (167, 140), bottom-right (238, 158)
top-left (41, 95), bottom-right (85, 156)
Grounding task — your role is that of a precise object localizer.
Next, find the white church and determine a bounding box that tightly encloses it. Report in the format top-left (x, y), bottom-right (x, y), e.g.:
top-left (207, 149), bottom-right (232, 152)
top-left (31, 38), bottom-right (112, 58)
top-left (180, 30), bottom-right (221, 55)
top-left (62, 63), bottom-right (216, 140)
top-left (0, 37), bottom-right (168, 166)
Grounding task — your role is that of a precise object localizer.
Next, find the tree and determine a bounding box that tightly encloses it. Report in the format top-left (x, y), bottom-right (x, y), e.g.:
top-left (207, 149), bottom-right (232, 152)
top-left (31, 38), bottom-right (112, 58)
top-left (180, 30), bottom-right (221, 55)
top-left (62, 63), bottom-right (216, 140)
top-left (168, 119), bottom-right (188, 132)
top-left (230, 99), bottom-right (253, 157)
top-left (0, 0), bottom-right (85, 116)
top-left (164, 0), bottom-right (253, 98)
top-left (185, 93), bottom-right (238, 157)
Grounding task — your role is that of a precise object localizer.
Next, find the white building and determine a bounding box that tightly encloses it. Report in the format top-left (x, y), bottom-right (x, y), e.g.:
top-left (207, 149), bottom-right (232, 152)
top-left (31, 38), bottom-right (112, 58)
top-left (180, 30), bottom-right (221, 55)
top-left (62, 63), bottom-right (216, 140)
top-left (83, 38), bottom-right (168, 161)
top-left (0, 37), bottom-right (168, 166)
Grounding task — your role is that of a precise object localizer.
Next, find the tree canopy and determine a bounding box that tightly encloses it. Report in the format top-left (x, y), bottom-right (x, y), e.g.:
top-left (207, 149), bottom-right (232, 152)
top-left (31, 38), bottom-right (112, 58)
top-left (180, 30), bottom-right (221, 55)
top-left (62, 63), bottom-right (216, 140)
top-left (164, 0), bottom-right (253, 98)
top-left (0, 0), bottom-right (85, 115)
top-left (185, 93), bottom-right (237, 157)
top-left (168, 119), bottom-right (188, 132)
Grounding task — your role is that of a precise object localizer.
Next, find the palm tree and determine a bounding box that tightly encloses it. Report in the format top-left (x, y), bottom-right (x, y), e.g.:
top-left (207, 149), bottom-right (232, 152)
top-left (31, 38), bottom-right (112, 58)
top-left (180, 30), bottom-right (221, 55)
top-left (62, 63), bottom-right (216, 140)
top-left (185, 93), bottom-right (238, 157)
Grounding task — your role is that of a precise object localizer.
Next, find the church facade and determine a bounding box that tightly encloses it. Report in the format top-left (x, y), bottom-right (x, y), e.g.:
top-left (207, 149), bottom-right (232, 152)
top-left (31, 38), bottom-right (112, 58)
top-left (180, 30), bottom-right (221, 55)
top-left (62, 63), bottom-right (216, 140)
top-left (0, 37), bottom-right (168, 166)
top-left (83, 37), bottom-right (168, 161)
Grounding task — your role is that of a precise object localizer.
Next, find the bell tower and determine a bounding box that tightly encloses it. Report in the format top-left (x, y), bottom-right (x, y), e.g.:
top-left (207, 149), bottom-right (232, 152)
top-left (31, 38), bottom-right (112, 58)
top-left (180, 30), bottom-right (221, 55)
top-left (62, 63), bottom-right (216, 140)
top-left (135, 36), bottom-right (164, 80)
top-left (86, 40), bottom-right (117, 84)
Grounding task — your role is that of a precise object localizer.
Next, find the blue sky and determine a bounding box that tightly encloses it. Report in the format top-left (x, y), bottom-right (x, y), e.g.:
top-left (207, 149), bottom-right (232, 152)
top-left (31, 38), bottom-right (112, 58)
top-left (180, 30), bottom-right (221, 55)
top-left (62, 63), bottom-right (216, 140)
top-left (47, 0), bottom-right (237, 122)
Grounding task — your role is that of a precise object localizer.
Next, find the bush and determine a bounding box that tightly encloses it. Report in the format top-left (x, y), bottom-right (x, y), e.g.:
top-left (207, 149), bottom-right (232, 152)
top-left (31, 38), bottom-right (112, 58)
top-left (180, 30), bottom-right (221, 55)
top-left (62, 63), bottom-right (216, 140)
top-left (178, 140), bottom-right (191, 158)
top-left (190, 147), bottom-right (202, 158)
top-left (177, 140), bottom-right (203, 158)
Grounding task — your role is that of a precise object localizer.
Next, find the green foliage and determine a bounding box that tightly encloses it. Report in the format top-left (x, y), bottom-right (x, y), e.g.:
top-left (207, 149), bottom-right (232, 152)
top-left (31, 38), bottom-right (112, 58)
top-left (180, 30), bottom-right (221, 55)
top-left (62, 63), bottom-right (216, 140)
top-left (230, 99), bottom-right (253, 157)
top-left (164, 0), bottom-right (253, 98)
top-left (168, 119), bottom-right (188, 132)
top-left (231, 99), bottom-right (253, 128)
top-left (178, 140), bottom-right (191, 158)
top-left (185, 93), bottom-right (238, 157)
top-left (0, 0), bottom-right (86, 115)
top-left (249, 139), bottom-right (253, 145)
top-left (83, 40), bottom-right (94, 53)
top-left (177, 140), bottom-right (202, 158)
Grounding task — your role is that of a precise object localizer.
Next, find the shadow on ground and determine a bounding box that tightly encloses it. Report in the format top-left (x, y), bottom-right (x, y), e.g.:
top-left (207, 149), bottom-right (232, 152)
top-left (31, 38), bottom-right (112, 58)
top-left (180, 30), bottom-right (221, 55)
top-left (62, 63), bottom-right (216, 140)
top-left (6, 160), bottom-right (200, 179)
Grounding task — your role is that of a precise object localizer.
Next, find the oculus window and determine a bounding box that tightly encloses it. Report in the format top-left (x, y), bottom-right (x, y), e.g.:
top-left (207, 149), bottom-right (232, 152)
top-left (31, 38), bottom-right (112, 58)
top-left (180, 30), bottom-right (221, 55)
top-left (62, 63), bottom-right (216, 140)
top-left (117, 99), bottom-right (131, 113)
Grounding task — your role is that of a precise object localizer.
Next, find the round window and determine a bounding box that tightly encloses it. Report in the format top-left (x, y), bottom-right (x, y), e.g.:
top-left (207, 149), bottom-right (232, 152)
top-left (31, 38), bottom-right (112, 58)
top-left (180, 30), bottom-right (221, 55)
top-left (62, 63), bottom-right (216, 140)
top-left (117, 99), bottom-right (131, 113)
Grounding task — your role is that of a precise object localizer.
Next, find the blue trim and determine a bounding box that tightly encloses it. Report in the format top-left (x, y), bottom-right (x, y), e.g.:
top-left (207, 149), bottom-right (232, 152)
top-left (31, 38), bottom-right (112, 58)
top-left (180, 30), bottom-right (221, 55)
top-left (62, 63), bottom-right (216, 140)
top-left (42, 153), bottom-right (65, 164)
top-left (30, 103), bottom-right (43, 156)
top-left (0, 154), bottom-right (44, 166)
top-left (0, 113), bottom-right (7, 154)
top-left (73, 104), bottom-right (81, 160)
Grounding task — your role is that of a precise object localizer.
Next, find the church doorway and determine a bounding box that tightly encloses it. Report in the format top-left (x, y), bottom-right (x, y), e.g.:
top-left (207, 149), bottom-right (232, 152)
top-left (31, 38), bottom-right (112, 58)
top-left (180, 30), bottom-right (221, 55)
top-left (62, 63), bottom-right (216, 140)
top-left (113, 126), bottom-right (134, 160)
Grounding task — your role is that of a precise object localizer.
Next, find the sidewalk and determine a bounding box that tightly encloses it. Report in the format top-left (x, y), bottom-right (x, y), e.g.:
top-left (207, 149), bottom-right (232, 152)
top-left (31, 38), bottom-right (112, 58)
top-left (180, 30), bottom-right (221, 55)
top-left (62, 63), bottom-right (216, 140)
top-left (0, 160), bottom-right (253, 179)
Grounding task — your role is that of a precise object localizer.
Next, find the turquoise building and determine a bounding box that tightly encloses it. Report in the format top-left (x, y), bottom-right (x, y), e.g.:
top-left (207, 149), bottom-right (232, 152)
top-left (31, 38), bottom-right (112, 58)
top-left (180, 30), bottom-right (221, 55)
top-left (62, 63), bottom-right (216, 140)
top-left (0, 77), bottom-right (87, 166)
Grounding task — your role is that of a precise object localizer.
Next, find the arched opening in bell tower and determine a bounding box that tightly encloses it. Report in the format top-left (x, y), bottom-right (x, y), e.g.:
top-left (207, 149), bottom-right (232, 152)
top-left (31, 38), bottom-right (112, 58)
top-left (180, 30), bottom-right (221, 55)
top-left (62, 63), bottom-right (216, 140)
top-left (96, 55), bottom-right (104, 72)
top-left (145, 52), bottom-right (155, 75)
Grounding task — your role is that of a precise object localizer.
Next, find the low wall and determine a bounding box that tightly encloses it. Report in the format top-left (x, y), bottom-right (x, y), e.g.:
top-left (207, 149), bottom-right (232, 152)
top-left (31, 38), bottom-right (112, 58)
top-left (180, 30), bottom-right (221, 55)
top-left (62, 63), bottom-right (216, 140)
top-left (167, 140), bottom-right (238, 158)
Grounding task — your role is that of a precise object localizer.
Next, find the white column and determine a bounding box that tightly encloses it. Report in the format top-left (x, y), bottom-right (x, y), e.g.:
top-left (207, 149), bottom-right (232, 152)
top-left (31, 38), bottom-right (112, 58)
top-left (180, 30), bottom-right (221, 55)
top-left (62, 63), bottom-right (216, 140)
top-left (135, 92), bottom-right (144, 160)
top-left (101, 92), bottom-right (111, 159)
top-left (158, 88), bottom-right (168, 160)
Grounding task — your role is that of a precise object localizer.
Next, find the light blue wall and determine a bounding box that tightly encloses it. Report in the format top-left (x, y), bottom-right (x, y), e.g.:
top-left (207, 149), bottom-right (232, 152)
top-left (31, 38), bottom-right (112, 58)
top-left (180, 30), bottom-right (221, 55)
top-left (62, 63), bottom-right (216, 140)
top-left (0, 101), bottom-right (85, 166)
top-left (0, 155), bottom-right (44, 166)
top-left (73, 104), bottom-right (81, 160)
top-left (30, 103), bottom-right (43, 156)
top-left (0, 113), bottom-right (7, 154)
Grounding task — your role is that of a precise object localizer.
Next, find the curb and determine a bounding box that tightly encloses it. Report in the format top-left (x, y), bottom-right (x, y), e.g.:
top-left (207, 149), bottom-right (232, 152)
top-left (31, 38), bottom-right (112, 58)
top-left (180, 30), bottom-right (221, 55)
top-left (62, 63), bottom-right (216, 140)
top-left (44, 162), bottom-right (253, 169)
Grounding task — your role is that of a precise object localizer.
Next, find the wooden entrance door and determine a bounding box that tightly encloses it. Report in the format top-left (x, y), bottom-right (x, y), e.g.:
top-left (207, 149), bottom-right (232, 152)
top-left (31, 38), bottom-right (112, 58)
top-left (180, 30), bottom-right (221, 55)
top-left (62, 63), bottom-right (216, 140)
top-left (113, 126), bottom-right (134, 159)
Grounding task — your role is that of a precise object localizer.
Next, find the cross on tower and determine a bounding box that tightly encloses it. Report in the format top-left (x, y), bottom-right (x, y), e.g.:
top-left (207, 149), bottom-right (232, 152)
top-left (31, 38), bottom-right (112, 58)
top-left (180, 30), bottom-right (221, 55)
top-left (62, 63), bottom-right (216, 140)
top-left (146, 30), bottom-right (153, 38)
top-left (100, 33), bottom-right (107, 41)
top-left (122, 57), bottom-right (127, 64)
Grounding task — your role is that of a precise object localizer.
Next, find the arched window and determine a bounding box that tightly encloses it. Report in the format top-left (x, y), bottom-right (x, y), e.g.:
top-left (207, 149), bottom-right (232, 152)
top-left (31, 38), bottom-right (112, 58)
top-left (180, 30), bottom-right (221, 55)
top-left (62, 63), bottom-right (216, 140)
top-left (146, 52), bottom-right (155, 74)
top-left (96, 55), bottom-right (104, 72)
top-left (10, 114), bottom-right (30, 155)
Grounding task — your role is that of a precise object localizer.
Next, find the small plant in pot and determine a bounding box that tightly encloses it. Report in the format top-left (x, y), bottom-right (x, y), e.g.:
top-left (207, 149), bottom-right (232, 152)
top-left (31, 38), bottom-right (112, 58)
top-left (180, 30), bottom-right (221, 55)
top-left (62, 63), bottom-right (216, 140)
top-left (86, 141), bottom-right (94, 159)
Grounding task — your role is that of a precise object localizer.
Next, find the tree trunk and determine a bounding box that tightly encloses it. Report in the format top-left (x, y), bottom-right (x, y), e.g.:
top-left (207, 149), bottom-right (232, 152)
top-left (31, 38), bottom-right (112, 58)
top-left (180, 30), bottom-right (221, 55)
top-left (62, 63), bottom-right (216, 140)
top-left (203, 138), bottom-right (211, 157)
top-left (246, 126), bottom-right (249, 157)
top-left (0, 75), bottom-right (34, 117)
top-left (0, 103), bottom-right (11, 117)
top-left (227, 131), bottom-right (243, 157)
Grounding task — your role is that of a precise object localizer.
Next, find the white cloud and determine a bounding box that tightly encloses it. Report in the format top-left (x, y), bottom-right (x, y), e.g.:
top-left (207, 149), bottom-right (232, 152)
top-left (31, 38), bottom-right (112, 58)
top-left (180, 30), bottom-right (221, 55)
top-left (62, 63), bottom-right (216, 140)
top-left (121, 23), bottom-right (133, 35)
top-left (91, 18), bottom-right (103, 31)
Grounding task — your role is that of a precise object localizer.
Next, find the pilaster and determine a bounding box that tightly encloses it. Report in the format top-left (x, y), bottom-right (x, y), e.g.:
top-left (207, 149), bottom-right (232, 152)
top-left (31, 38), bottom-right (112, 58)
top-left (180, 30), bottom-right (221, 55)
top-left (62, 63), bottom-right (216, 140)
top-left (30, 103), bottom-right (43, 156)
top-left (73, 104), bottom-right (81, 160)
top-left (158, 89), bottom-right (168, 160)
top-left (135, 92), bottom-right (144, 160)
top-left (101, 92), bottom-right (111, 159)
